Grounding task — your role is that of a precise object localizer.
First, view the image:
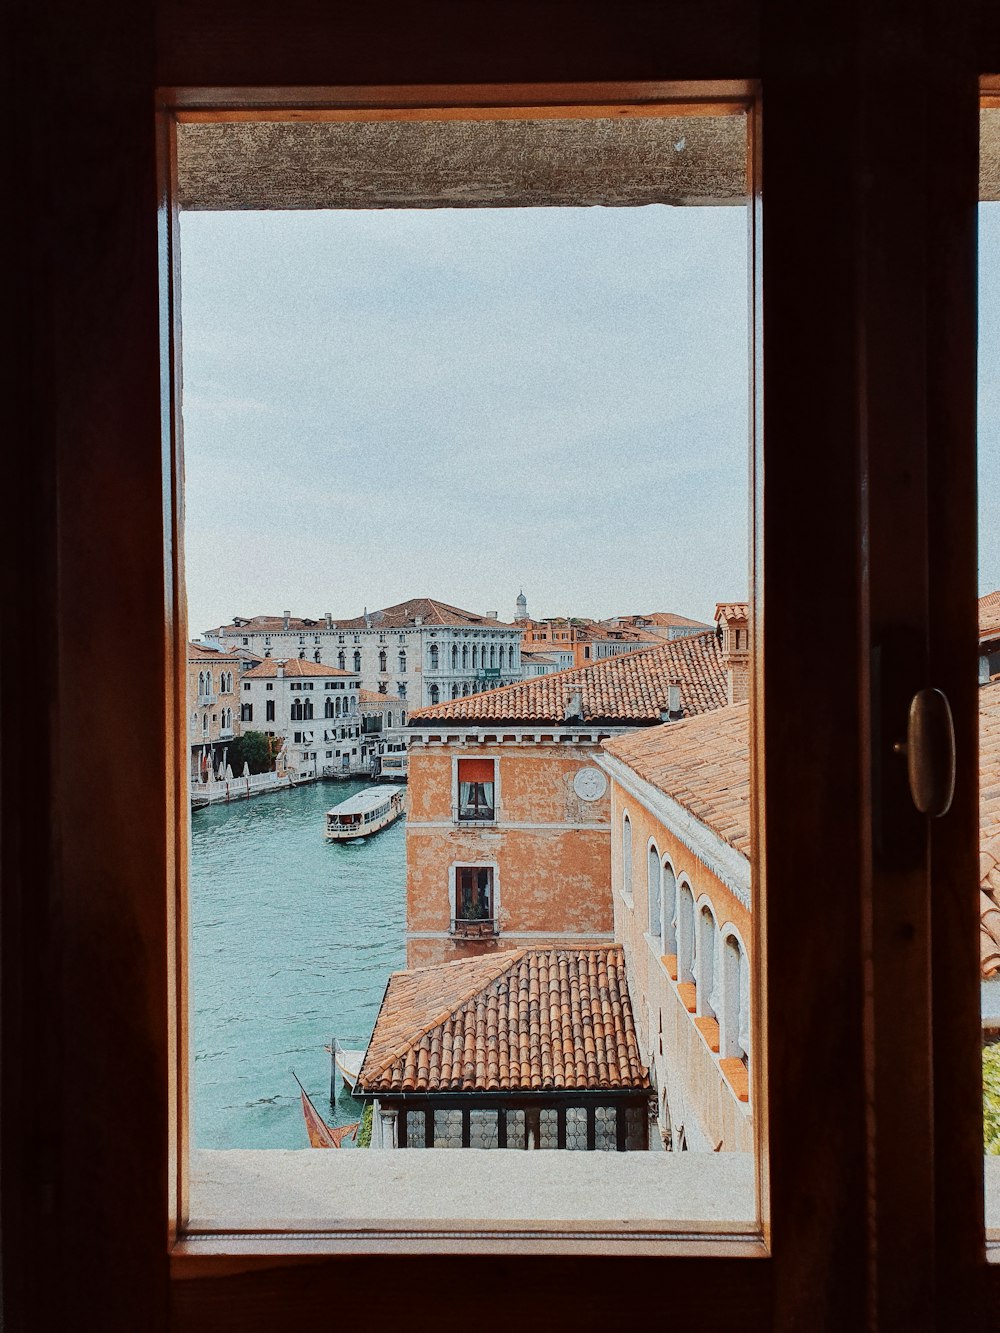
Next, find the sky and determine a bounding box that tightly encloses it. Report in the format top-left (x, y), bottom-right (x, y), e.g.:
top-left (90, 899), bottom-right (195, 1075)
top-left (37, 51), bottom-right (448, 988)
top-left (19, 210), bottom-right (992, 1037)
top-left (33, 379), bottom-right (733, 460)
top-left (180, 203), bottom-right (1000, 638)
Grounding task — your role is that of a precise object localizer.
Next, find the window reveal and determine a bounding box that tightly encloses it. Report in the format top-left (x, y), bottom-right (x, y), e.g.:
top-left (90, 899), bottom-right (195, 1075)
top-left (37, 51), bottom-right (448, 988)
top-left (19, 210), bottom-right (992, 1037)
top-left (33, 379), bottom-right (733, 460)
top-left (457, 757), bottom-right (495, 821)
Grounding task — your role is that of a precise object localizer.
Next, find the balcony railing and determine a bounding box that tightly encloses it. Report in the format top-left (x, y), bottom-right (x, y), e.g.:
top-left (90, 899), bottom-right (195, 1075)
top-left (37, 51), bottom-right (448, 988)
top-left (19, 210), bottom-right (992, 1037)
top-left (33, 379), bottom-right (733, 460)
top-left (450, 916), bottom-right (498, 939)
top-left (219, 727), bottom-right (234, 739)
top-left (197, 692), bottom-right (217, 706)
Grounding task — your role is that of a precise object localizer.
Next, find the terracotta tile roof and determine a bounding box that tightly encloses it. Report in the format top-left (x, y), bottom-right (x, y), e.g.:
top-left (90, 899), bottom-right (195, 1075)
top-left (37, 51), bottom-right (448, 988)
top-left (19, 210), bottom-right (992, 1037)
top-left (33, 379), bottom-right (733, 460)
top-left (242, 658), bottom-right (357, 679)
top-left (981, 590), bottom-right (1000, 642)
top-left (356, 947), bottom-right (648, 1095)
top-left (337, 598), bottom-right (518, 630)
top-left (600, 612), bottom-right (714, 631)
top-left (211, 614), bottom-right (322, 632)
top-left (714, 601), bottom-right (750, 624)
top-left (604, 703), bottom-right (751, 859)
top-left (409, 630), bottom-right (727, 725)
top-left (359, 689), bottom-right (404, 705)
top-left (187, 642), bottom-right (239, 663)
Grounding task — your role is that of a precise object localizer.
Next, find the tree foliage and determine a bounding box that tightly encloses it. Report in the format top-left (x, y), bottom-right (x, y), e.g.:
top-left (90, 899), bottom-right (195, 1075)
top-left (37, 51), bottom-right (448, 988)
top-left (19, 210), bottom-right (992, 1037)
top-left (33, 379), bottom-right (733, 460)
top-left (356, 1102), bottom-right (373, 1149)
top-left (225, 730), bottom-right (274, 775)
top-left (984, 1042), bottom-right (1000, 1155)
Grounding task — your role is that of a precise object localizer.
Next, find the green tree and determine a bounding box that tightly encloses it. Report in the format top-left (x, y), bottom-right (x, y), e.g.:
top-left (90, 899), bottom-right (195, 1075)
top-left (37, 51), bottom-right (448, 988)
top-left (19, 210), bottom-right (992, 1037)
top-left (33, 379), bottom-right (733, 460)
top-left (226, 730), bottom-right (273, 775)
top-left (985, 1042), bottom-right (1000, 1155)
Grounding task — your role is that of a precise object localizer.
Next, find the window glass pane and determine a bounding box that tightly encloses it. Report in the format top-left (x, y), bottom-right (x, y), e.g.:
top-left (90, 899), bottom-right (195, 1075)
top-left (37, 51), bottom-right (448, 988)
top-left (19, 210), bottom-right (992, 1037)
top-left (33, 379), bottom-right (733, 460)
top-left (178, 99), bottom-right (756, 1231)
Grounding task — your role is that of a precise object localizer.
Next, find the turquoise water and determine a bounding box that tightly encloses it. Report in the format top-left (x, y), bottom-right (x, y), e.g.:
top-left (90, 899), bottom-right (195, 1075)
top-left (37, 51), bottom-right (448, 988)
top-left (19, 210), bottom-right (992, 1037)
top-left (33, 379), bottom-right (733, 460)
top-left (190, 780), bottom-right (406, 1149)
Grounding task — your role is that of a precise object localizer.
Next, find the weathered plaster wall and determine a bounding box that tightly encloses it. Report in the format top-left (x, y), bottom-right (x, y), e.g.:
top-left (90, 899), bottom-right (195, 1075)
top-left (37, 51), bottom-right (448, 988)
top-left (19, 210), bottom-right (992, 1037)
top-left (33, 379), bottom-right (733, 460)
top-left (610, 781), bottom-right (753, 1153)
top-left (406, 742), bottom-right (615, 966)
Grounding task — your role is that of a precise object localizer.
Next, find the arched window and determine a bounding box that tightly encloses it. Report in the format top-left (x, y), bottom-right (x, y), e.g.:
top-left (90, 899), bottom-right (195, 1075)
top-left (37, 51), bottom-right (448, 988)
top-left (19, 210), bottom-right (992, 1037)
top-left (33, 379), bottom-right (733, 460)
top-left (353, 650), bottom-right (362, 672)
top-left (303, 699), bottom-right (313, 720)
top-left (490, 644), bottom-right (496, 668)
top-left (471, 644), bottom-right (479, 668)
top-left (241, 703), bottom-right (252, 722)
top-left (379, 649), bottom-right (387, 672)
top-left (461, 644), bottom-right (468, 669)
top-left (622, 814), bottom-right (633, 900)
top-left (337, 650), bottom-right (346, 670)
top-left (430, 684), bottom-right (440, 704)
top-left (290, 699), bottom-right (303, 721)
top-left (451, 644), bottom-right (459, 670)
top-left (313, 650), bottom-right (320, 663)
top-left (498, 644), bottom-right (505, 668)
top-left (386, 712), bottom-right (393, 727)
top-left (202, 714), bottom-right (209, 736)
top-left (324, 698), bottom-right (334, 718)
top-left (398, 650), bottom-right (406, 673)
top-left (695, 904), bottom-right (718, 1018)
top-left (662, 861), bottom-right (678, 951)
top-left (721, 933), bottom-right (749, 1064)
top-left (429, 644), bottom-right (439, 670)
top-left (451, 684), bottom-right (459, 699)
top-left (647, 844), bottom-right (661, 938)
top-left (335, 697), bottom-right (341, 716)
top-left (677, 883), bottom-right (695, 982)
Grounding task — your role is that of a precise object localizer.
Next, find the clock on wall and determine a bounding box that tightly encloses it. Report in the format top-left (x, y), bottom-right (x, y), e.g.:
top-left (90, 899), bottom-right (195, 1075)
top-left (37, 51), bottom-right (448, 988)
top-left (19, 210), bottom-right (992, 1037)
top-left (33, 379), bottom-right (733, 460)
top-left (573, 767), bottom-right (608, 801)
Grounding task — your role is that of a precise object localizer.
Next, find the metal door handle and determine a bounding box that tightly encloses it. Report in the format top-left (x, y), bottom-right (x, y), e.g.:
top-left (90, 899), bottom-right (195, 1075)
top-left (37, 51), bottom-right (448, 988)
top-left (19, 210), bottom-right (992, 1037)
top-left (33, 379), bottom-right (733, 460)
top-left (893, 688), bottom-right (956, 817)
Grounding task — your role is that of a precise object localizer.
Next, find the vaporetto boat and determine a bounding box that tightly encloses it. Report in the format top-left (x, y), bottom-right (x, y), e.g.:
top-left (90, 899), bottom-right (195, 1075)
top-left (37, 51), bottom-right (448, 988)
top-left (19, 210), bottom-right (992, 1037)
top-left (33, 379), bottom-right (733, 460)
top-left (324, 786), bottom-right (406, 841)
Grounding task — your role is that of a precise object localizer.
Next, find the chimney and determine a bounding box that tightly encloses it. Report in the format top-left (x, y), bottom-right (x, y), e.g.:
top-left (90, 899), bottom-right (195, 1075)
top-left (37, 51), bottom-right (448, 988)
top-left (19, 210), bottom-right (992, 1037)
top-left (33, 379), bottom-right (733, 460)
top-left (414, 615), bottom-right (423, 626)
top-left (658, 685), bottom-right (682, 723)
top-left (325, 611), bottom-right (333, 628)
top-left (563, 689), bottom-right (584, 722)
top-left (283, 610), bottom-right (290, 630)
top-left (714, 602), bottom-right (751, 705)
top-left (276, 664), bottom-right (285, 679)
top-left (487, 611), bottom-right (498, 620)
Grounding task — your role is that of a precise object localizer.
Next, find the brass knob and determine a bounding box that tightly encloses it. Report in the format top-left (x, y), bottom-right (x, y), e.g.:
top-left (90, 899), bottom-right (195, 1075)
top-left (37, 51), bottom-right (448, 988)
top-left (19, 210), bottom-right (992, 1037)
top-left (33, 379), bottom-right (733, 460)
top-left (893, 688), bottom-right (956, 817)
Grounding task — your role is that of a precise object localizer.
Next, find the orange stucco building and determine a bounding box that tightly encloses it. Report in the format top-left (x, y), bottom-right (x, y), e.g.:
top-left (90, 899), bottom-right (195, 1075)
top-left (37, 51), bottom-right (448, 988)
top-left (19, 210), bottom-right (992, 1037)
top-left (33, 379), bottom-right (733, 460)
top-left (405, 628), bottom-right (731, 969)
top-left (601, 705), bottom-right (753, 1154)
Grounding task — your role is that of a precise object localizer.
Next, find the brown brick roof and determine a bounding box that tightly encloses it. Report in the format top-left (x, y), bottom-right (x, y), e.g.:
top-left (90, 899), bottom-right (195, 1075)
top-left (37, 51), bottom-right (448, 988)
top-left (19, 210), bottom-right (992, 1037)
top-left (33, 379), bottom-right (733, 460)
top-left (409, 630), bottom-right (727, 725)
top-left (715, 601), bottom-right (750, 624)
top-left (242, 658), bottom-right (356, 679)
top-left (212, 614), bottom-right (322, 632)
top-left (187, 642), bottom-right (239, 663)
top-left (359, 689), bottom-right (404, 705)
top-left (981, 590), bottom-right (1000, 642)
top-left (356, 947), bottom-right (649, 1095)
top-left (600, 611), bottom-right (713, 630)
top-left (604, 702), bottom-right (751, 859)
top-left (337, 598), bottom-right (518, 630)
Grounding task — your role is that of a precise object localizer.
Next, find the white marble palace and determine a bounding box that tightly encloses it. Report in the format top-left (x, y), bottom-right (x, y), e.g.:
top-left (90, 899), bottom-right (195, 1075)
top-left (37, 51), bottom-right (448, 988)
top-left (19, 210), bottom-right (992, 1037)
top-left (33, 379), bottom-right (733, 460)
top-left (206, 597), bottom-right (523, 710)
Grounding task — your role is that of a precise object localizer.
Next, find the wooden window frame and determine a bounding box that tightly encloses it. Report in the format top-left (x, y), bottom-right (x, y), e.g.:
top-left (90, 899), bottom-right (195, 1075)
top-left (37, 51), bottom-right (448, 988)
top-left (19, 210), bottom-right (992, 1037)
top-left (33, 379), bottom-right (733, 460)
top-left (6, 1), bottom-right (1000, 1329)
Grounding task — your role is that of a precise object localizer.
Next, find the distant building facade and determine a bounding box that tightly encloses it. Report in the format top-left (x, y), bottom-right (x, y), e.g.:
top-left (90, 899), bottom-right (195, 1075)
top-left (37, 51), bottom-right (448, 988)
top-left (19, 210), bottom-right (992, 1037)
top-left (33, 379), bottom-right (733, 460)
top-left (240, 657), bottom-right (361, 779)
top-left (519, 647), bottom-right (575, 677)
top-left (206, 598), bottom-right (522, 708)
top-left (187, 642), bottom-right (241, 784)
top-left (358, 690), bottom-right (408, 773)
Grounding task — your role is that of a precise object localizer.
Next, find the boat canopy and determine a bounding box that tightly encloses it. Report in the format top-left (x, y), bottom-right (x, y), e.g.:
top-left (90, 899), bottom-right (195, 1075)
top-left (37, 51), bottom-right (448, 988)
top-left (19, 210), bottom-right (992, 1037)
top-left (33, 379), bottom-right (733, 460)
top-left (326, 787), bottom-right (397, 819)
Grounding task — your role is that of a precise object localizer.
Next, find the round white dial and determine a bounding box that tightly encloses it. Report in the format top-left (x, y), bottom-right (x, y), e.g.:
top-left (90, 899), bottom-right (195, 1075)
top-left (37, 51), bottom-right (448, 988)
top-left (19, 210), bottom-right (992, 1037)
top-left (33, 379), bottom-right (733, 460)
top-left (573, 767), bottom-right (608, 801)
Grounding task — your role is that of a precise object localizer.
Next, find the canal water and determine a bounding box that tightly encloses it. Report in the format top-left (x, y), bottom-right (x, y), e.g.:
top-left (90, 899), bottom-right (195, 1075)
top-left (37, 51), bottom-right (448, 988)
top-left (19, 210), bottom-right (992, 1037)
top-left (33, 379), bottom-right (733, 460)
top-left (190, 779), bottom-right (406, 1149)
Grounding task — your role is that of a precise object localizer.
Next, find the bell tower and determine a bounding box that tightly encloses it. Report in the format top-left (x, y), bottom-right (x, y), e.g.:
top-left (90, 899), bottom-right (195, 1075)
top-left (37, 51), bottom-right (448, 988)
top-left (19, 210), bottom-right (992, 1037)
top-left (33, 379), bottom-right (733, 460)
top-left (515, 589), bottom-right (529, 622)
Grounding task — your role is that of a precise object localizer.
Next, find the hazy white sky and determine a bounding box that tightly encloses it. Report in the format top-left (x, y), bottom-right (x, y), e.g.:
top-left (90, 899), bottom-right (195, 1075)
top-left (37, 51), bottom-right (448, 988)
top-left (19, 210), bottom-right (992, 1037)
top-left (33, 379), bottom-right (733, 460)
top-left (180, 203), bottom-right (1000, 637)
